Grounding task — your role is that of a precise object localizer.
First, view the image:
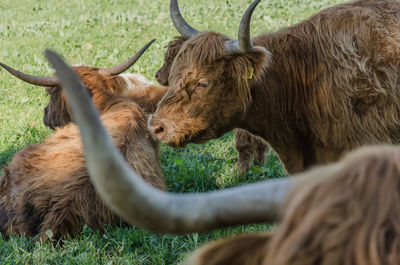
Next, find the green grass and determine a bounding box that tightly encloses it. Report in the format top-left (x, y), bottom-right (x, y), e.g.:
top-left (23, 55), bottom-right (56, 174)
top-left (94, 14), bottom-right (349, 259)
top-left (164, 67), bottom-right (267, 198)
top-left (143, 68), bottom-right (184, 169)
top-left (0, 0), bottom-right (343, 263)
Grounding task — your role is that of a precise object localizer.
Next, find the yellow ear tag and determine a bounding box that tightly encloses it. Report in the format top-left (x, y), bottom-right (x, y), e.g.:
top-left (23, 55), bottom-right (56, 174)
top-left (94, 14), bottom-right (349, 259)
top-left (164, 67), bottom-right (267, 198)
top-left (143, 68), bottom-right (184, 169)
top-left (247, 66), bottom-right (254, 80)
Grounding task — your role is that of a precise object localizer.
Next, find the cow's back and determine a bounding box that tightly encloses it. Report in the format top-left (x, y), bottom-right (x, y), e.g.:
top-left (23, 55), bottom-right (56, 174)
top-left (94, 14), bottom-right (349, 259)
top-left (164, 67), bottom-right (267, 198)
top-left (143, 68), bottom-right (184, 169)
top-left (254, 0), bottom-right (400, 152)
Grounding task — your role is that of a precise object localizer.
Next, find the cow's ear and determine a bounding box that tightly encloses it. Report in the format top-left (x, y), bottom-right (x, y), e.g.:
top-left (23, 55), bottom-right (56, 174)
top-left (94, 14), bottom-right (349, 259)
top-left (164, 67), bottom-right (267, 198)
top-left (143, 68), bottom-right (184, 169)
top-left (243, 46), bottom-right (271, 79)
top-left (223, 47), bottom-right (271, 109)
top-left (223, 46), bottom-right (270, 82)
top-left (106, 75), bottom-right (127, 94)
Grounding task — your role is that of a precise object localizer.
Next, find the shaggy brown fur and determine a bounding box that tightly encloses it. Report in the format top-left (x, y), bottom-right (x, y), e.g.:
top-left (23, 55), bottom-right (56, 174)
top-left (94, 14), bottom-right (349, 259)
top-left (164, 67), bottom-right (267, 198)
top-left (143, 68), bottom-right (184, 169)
top-left (185, 145), bottom-right (400, 265)
top-left (124, 84), bottom-right (169, 114)
top-left (150, 0), bottom-right (400, 174)
top-left (43, 66), bottom-right (157, 129)
top-left (155, 36), bottom-right (270, 172)
top-left (0, 85), bottom-right (167, 241)
top-left (186, 233), bottom-right (272, 265)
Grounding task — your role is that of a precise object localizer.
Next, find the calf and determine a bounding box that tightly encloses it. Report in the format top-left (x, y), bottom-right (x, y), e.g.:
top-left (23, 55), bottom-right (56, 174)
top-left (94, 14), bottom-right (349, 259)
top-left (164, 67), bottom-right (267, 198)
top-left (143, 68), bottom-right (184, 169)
top-left (155, 36), bottom-right (269, 172)
top-left (0, 42), bottom-right (168, 241)
top-left (149, 0), bottom-right (400, 174)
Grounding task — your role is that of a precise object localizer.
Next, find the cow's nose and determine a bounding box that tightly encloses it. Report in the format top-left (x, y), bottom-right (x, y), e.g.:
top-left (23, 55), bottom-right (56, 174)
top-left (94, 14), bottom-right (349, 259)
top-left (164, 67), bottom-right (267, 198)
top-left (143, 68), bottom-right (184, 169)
top-left (155, 72), bottom-right (160, 80)
top-left (149, 122), bottom-right (167, 141)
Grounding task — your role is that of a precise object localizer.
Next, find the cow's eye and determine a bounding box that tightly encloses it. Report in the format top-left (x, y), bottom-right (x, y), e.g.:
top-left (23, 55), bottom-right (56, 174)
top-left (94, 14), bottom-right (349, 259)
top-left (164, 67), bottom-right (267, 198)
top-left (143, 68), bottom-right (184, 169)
top-left (195, 80), bottom-right (209, 91)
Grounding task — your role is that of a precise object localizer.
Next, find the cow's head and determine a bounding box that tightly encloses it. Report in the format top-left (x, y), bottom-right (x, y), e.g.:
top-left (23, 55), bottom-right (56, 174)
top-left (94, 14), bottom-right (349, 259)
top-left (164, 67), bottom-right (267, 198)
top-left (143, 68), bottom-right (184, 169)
top-left (149, 0), bottom-right (270, 147)
top-left (155, 36), bottom-right (188, 86)
top-left (0, 40), bottom-right (154, 130)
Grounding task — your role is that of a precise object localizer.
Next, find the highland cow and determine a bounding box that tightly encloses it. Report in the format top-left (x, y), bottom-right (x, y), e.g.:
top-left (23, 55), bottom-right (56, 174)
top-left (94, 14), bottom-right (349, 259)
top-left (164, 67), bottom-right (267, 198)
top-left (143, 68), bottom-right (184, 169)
top-left (0, 42), bottom-right (168, 241)
top-left (149, 0), bottom-right (400, 174)
top-left (156, 36), bottom-right (269, 172)
top-left (0, 40), bottom-right (158, 130)
top-left (185, 146), bottom-right (400, 265)
top-left (49, 49), bottom-right (400, 265)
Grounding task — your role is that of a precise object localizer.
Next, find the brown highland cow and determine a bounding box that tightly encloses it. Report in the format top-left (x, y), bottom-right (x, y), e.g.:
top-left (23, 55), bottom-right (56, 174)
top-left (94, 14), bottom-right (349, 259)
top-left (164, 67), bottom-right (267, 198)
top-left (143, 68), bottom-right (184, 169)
top-left (185, 146), bottom-right (400, 265)
top-left (155, 36), bottom-right (270, 173)
top-left (149, 0), bottom-right (400, 174)
top-left (48, 49), bottom-right (400, 265)
top-left (0, 41), bottom-right (167, 241)
top-left (0, 40), bottom-right (158, 130)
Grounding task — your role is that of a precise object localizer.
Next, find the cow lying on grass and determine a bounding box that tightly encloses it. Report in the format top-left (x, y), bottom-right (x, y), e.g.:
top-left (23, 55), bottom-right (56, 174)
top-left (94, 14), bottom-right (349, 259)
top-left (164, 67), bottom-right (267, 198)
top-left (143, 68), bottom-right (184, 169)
top-left (0, 41), bottom-right (167, 241)
top-left (48, 49), bottom-right (400, 265)
top-left (155, 36), bottom-right (269, 173)
top-left (149, 0), bottom-right (400, 174)
top-left (0, 40), bottom-right (157, 129)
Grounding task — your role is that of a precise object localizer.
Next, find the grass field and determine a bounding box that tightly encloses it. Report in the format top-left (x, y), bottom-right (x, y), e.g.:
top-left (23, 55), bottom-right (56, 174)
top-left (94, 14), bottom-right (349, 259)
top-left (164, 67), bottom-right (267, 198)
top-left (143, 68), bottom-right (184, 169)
top-left (0, 0), bottom-right (343, 263)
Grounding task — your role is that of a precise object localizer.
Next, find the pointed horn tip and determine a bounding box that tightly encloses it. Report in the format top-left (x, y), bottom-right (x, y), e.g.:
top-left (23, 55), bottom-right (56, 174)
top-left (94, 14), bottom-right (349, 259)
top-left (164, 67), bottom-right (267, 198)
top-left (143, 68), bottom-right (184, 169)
top-left (0, 61), bottom-right (13, 72)
top-left (143, 39), bottom-right (156, 49)
top-left (250, 0), bottom-right (261, 6)
top-left (244, 0), bottom-right (261, 18)
top-left (0, 61), bottom-right (25, 77)
top-left (235, 0), bottom-right (261, 52)
top-left (98, 39), bottom-right (157, 76)
top-left (169, 0), bottom-right (199, 38)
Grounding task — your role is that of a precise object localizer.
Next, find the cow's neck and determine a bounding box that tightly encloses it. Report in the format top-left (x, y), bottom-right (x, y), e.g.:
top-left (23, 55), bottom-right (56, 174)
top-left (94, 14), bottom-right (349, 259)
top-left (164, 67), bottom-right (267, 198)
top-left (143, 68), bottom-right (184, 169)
top-left (239, 28), bottom-right (318, 146)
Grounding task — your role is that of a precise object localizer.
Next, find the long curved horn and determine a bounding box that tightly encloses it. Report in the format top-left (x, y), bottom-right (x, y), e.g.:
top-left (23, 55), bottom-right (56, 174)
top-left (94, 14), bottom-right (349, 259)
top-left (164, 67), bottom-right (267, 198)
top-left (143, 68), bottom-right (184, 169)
top-left (98, 39), bottom-right (156, 76)
top-left (170, 0), bottom-right (199, 38)
top-left (45, 49), bottom-right (299, 234)
top-left (0, 62), bottom-right (59, 87)
top-left (225, 0), bottom-right (260, 53)
top-left (238, 0), bottom-right (260, 51)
